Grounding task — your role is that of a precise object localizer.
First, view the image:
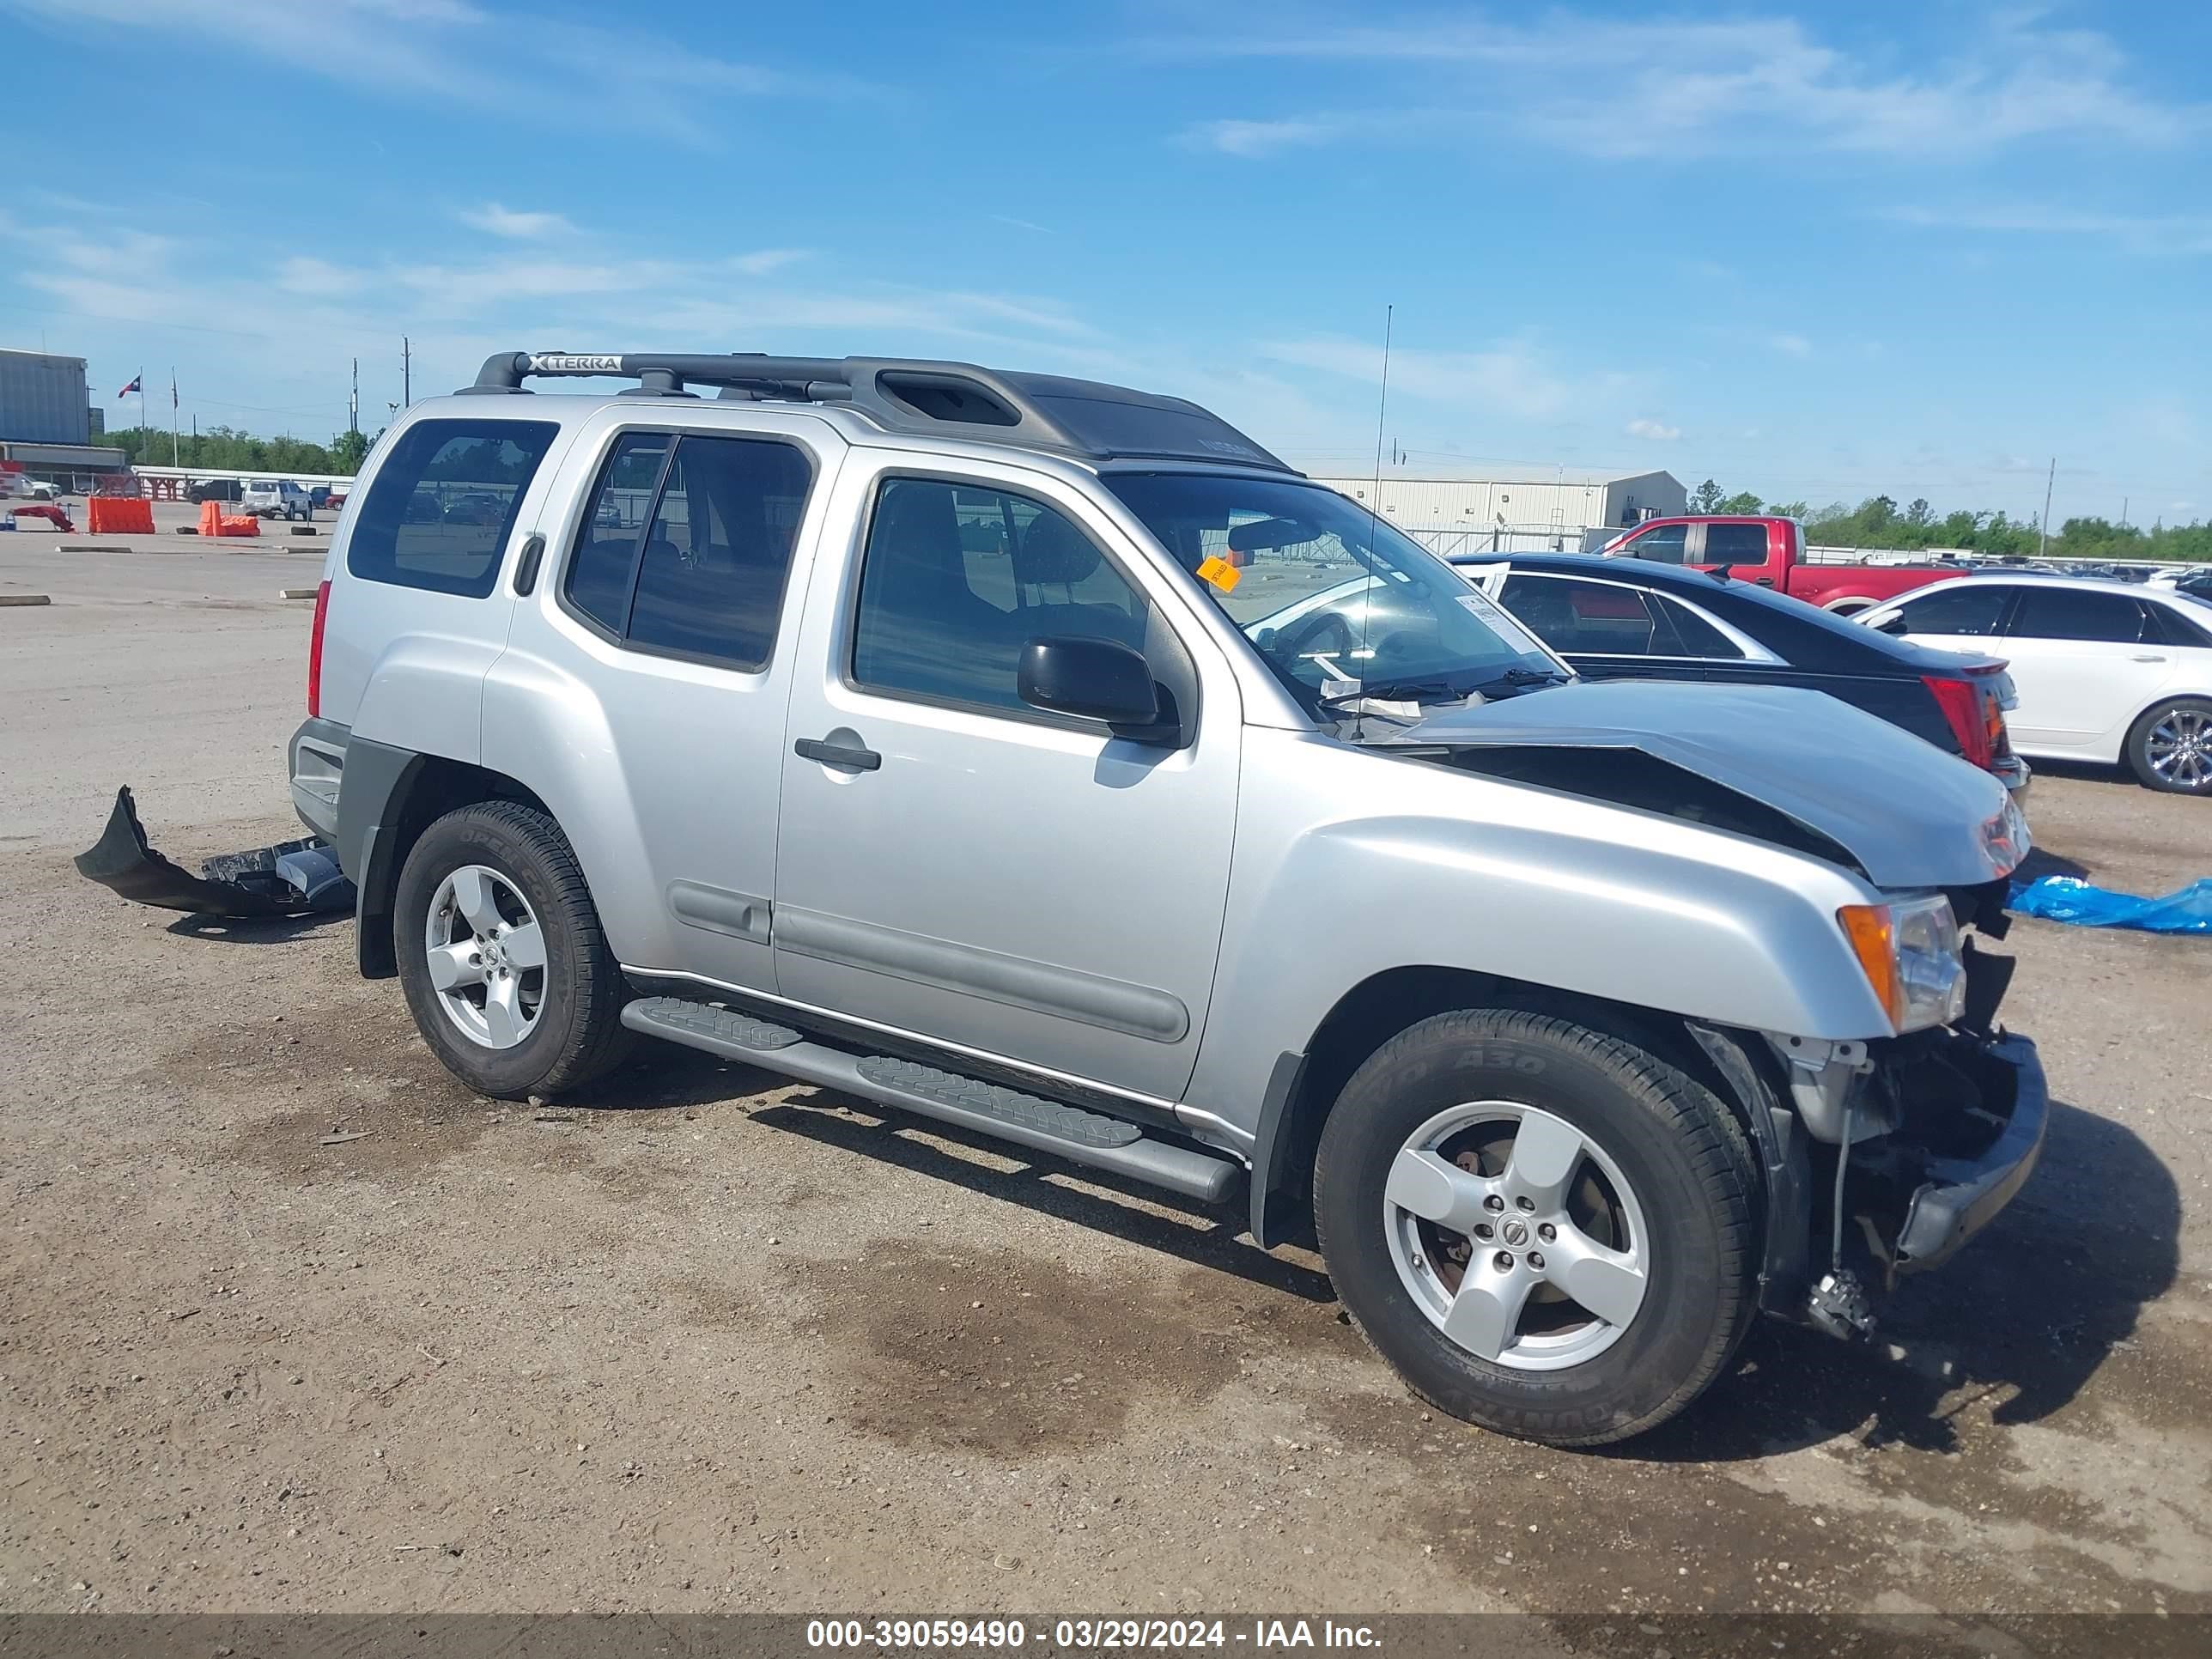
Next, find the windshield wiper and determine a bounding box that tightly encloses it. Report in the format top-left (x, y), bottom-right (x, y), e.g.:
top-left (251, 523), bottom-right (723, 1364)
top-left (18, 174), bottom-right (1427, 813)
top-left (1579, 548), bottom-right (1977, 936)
top-left (1317, 678), bottom-right (1463, 714)
top-left (1466, 665), bottom-right (1570, 696)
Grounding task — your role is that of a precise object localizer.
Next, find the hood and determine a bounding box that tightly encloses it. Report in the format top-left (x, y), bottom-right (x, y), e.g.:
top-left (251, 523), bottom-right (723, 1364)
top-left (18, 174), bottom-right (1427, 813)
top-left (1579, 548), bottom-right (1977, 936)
top-left (1388, 680), bottom-right (2027, 890)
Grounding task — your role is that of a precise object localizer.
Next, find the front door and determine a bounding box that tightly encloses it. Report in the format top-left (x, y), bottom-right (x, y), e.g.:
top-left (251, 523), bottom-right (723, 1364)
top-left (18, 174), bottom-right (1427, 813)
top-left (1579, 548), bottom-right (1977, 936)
top-left (771, 464), bottom-right (1240, 1103)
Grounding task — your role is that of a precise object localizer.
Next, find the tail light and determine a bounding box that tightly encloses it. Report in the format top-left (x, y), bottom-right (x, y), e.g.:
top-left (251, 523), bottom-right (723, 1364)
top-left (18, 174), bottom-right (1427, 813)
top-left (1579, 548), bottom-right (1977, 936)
top-left (307, 580), bottom-right (331, 716)
top-left (1923, 673), bottom-right (1995, 771)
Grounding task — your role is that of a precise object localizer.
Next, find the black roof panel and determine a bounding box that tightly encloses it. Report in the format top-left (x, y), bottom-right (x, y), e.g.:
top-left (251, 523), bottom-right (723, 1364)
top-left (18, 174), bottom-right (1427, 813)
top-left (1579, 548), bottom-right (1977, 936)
top-left (463, 352), bottom-right (1292, 473)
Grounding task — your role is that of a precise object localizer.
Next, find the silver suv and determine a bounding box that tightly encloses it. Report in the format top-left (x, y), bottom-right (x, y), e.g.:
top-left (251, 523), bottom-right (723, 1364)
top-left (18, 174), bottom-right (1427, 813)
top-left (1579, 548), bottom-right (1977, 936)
top-left (289, 350), bottom-right (2045, 1446)
top-left (242, 477), bottom-right (313, 520)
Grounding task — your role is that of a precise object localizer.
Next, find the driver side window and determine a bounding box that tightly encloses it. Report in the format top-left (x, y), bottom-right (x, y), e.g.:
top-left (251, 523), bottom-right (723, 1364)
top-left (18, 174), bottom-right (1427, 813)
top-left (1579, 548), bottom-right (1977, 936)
top-left (850, 477), bottom-right (1152, 720)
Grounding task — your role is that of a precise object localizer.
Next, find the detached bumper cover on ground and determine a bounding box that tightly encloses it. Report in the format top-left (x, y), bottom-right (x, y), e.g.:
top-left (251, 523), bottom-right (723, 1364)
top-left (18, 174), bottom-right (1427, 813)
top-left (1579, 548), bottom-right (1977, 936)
top-left (75, 786), bottom-right (354, 918)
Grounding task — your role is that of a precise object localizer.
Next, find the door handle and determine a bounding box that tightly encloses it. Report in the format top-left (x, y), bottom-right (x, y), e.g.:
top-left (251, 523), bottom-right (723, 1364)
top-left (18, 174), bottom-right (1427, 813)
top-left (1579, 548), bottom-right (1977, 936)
top-left (793, 737), bottom-right (881, 771)
top-left (1753, 577), bottom-right (1775, 587)
top-left (2131, 654), bottom-right (2168, 664)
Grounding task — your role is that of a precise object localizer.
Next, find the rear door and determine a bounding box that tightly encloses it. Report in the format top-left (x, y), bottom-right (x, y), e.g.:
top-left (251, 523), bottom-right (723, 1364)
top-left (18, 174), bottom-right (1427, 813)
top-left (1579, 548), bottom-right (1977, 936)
top-left (485, 409), bottom-right (842, 994)
top-left (1694, 520), bottom-right (1784, 586)
top-left (1998, 587), bottom-right (2173, 750)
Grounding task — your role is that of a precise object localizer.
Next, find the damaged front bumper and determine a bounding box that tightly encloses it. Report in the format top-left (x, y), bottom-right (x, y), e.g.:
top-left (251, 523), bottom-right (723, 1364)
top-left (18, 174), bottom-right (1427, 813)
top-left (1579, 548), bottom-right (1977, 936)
top-left (75, 787), bottom-right (354, 918)
top-left (1878, 1031), bottom-right (2047, 1274)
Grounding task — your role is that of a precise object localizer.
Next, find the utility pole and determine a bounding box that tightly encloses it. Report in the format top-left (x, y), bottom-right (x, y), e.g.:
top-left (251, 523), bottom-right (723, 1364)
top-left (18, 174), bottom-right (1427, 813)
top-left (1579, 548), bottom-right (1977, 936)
top-left (2120, 496), bottom-right (2129, 531)
top-left (349, 358), bottom-right (360, 436)
top-left (2037, 456), bottom-right (2055, 556)
top-left (403, 337), bottom-right (410, 407)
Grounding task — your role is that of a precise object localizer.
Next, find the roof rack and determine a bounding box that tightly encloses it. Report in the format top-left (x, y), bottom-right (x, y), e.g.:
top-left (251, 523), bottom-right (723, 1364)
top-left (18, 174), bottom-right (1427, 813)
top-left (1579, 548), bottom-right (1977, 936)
top-left (460, 352), bottom-right (1292, 472)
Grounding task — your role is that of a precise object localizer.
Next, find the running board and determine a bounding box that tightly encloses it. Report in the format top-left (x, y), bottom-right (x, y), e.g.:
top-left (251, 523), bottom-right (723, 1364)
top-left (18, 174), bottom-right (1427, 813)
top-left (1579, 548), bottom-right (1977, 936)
top-left (621, 997), bottom-right (1241, 1204)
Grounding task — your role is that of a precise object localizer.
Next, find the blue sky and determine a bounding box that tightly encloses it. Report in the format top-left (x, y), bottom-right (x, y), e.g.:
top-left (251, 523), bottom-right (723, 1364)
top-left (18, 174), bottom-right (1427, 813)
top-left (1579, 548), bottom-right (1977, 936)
top-left (2, 0), bottom-right (2206, 525)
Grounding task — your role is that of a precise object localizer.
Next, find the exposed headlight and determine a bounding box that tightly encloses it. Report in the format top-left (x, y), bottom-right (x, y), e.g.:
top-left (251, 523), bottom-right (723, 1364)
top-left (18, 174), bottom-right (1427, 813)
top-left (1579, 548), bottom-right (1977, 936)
top-left (1981, 795), bottom-right (2033, 876)
top-left (1838, 895), bottom-right (1966, 1033)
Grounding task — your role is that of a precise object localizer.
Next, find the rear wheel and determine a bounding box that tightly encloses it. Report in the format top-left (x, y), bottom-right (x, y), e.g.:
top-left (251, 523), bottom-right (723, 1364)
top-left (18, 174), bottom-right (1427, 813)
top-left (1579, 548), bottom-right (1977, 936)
top-left (2127, 697), bottom-right (2212, 794)
top-left (1313, 1008), bottom-right (1758, 1447)
top-left (394, 801), bottom-right (632, 1097)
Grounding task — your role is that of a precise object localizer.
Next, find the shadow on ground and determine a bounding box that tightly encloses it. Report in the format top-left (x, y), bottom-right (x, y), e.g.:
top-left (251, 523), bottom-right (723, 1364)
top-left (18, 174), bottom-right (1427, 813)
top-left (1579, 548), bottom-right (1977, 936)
top-left (1631, 1097), bottom-right (2179, 1462)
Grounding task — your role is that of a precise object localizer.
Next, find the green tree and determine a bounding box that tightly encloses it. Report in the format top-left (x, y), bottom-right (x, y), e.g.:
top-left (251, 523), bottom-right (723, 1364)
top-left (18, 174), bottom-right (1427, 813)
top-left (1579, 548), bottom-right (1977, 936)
top-left (331, 429), bottom-right (371, 473)
top-left (1716, 490), bottom-right (1765, 514)
top-left (1688, 478), bottom-right (1724, 514)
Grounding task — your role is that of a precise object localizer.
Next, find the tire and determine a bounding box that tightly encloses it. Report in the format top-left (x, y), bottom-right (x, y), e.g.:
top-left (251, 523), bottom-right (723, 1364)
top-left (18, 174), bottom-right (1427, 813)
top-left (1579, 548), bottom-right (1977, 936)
top-left (393, 801), bottom-right (633, 1098)
top-left (1313, 1008), bottom-right (1758, 1447)
top-left (2126, 697), bottom-right (2212, 794)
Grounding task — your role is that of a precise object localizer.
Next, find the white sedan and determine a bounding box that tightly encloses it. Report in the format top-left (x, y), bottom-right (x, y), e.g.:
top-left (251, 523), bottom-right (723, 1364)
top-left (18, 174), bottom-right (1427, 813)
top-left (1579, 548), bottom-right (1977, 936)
top-left (1860, 574), bottom-right (2212, 794)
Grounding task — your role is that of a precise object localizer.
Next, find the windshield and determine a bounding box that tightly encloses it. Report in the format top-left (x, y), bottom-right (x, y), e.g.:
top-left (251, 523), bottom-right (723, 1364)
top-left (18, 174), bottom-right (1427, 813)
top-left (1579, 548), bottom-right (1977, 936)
top-left (1103, 472), bottom-right (1565, 714)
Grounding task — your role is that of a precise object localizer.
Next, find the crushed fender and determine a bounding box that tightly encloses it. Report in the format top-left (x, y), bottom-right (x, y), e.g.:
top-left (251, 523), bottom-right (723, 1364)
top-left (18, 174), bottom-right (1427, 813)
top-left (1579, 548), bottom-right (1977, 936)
top-left (75, 786), bottom-right (355, 918)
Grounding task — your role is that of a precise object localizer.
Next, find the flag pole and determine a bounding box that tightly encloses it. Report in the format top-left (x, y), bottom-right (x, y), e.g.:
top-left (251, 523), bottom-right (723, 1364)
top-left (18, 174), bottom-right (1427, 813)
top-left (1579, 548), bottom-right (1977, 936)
top-left (170, 370), bottom-right (181, 467)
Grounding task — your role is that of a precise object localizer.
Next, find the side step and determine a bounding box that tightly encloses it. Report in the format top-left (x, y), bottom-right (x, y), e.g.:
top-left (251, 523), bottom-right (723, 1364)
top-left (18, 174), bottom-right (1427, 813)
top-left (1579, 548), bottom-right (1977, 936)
top-left (621, 997), bottom-right (1242, 1204)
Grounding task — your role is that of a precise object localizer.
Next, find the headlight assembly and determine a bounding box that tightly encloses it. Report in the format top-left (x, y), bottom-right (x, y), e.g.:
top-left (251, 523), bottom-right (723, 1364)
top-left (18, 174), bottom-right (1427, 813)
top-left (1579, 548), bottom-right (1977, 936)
top-left (1838, 894), bottom-right (1966, 1033)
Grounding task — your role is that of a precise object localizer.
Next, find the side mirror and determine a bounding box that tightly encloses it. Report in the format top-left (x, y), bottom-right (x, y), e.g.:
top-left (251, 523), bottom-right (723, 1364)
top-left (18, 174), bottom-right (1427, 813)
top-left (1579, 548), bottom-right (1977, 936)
top-left (1018, 636), bottom-right (1166, 736)
top-left (1873, 613), bottom-right (1909, 635)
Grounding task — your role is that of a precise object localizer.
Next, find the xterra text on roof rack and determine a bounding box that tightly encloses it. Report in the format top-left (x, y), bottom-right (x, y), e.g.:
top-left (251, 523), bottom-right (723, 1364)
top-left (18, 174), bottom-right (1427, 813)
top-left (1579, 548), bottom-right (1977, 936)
top-left (285, 349), bottom-right (2044, 1446)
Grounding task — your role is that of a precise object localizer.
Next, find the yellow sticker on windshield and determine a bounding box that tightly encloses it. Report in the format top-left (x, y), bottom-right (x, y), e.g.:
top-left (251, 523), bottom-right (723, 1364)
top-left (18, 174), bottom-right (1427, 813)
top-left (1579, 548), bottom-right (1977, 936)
top-left (1196, 556), bottom-right (1243, 593)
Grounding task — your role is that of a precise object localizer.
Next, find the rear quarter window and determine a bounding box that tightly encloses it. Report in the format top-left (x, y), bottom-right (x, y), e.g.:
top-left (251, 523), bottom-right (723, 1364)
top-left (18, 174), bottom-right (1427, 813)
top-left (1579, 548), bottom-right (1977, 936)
top-left (347, 418), bottom-right (560, 597)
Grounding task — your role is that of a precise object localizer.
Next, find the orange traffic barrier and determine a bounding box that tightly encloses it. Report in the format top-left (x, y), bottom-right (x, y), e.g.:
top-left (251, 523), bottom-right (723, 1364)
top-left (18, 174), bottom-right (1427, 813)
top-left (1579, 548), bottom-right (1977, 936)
top-left (88, 497), bottom-right (155, 535)
top-left (199, 500), bottom-right (223, 537)
top-left (218, 514), bottom-right (260, 538)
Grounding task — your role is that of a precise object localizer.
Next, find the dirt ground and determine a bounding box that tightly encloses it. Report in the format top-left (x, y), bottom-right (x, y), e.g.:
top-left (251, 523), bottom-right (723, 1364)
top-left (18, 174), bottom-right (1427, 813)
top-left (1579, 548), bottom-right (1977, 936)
top-left (1, 547), bottom-right (2207, 1620)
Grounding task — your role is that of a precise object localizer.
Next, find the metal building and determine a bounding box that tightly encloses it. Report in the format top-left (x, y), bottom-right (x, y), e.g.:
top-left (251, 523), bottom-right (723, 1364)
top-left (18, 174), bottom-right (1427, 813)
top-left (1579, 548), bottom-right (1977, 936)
top-left (0, 349), bottom-right (93, 445)
top-left (1310, 465), bottom-right (1686, 555)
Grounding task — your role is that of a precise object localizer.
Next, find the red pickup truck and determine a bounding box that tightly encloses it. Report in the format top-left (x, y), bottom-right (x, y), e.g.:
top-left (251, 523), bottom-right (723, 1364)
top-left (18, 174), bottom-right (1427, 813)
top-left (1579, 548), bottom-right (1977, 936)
top-left (1596, 515), bottom-right (1966, 617)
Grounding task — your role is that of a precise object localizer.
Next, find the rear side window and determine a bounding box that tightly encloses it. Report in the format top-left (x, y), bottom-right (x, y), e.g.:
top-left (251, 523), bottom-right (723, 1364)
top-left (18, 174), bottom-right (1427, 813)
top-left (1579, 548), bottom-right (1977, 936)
top-left (562, 430), bottom-right (812, 671)
top-left (2008, 587), bottom-right (2150, 644)
top-left (1702, 522), bottom-right (1768, 563)
top-left (1893, 583), bottom-right (2012, 636)
top-left (349, 419), bottom-right (558, 597)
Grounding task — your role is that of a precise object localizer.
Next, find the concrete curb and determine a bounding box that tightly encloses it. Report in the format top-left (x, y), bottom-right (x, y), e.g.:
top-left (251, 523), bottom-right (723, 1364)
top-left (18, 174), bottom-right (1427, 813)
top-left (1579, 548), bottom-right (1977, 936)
top-left (0, 593), bottom-right (54, 606)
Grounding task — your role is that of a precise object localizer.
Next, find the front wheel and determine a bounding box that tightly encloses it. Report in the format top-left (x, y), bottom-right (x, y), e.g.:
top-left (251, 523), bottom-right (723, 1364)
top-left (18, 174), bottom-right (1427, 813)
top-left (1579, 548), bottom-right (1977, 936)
top-left (1313, 1009), bottom-right (1758, 1447)
top-left (2127, 697), bottom-right (2212, 794)
top-left (394, 801), bottom-right (633, 1098)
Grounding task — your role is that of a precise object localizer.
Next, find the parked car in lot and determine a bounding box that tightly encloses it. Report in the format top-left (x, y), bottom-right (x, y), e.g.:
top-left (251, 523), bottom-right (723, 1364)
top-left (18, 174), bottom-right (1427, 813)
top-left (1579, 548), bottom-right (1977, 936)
top-left (1449, 553), bottom-right (2028, 795)
top-left (441, 491), bottom-right (507, 526)
top-left (186, 478), bottom-right (242, 504)
top-left (1599, 514), bottom-right (1969, 616)
top-left (1860, 575), bottom-right (2212, 794)
top-left (240, 478), bottom-right (313, 520)
top-left (2149, 566), bottom-right (2212, 600)
top-left (286, 349), bottom-right (2043, 1447)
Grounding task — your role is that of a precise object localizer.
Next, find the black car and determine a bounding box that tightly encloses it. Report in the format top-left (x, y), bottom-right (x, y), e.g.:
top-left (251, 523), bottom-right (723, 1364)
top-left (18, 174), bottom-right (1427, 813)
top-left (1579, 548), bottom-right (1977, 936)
top-left (1452, 552), bottom-right (2029, 794)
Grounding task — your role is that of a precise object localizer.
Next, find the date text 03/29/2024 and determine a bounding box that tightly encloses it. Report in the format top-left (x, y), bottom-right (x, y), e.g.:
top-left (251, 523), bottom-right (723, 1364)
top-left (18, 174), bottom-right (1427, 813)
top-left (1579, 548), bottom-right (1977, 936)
top-left (804, 1619), bottom-right (1382, 1650)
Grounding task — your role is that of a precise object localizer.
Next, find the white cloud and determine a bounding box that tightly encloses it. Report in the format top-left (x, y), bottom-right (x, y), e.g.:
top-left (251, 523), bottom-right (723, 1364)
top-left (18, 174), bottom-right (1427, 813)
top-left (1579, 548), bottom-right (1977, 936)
top-left (1888, 204), bottom-right (2212, 255)
top-left (0, 0), bottom-right (860, 143)
top-left (458, 204), bottom-right (575, 240)
top-left (1769, 333), bottom-right (1812, 358)
top-left (276, 257), bottom-right (363, 296)
top-left (730, 248), bottom-right (810, 276)
top-left (1260, 335), bottom-right (1631, 422)
top-left (1626, 418), bottom-right (1681, 441)
top-left (1163, 10), bottom-right (2208, 163)
top-left (1185, 118), bottom-right (1345, 158)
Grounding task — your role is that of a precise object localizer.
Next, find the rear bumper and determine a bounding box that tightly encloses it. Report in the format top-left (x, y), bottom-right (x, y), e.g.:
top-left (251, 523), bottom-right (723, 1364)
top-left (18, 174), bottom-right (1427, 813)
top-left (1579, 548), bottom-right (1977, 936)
top-left (1994, 755), bottom-right (2032, 799)
top-left (289, 716), bottom-right (349, 842)
top-left (1890, 1033), bottom-right (2046, 1272)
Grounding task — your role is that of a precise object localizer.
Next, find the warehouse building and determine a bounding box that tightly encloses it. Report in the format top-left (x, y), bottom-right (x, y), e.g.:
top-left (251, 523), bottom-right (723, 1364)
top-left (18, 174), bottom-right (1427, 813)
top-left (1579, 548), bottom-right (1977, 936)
top-left (1311, 465), bottom-right (1686, 555)
top-left (0, 349), bottom-right (130, 491)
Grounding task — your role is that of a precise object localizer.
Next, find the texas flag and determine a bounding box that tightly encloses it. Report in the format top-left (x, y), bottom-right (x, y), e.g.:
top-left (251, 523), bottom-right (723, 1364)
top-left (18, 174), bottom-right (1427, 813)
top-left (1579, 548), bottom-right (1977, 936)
top-left (116, 374), bottom-right (142, 398)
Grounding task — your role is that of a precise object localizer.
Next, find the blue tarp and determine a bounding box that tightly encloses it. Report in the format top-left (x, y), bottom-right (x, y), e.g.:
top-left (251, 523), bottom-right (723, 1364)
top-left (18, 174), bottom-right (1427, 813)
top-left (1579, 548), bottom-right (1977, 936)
top-left (2008, 875), bottom-right (2212, 935)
